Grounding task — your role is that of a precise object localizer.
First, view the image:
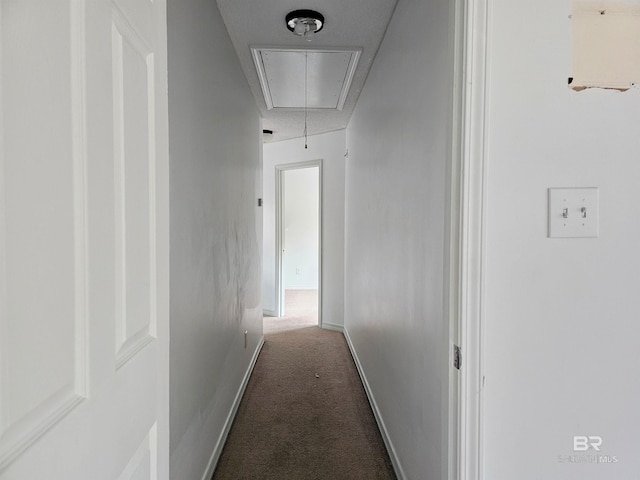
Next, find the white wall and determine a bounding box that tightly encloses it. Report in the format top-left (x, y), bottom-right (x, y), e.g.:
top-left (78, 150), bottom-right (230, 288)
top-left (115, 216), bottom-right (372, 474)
top-left (263, 130), bottom-right (346, 328)
top-left (167, 1), bottom-right (262, 478)
top-left (344, 0), bottom-right (454, 478)
top-left (481, 1), bottom-right (640, 478)
top-left (283, 167), bottom-right (319, 290)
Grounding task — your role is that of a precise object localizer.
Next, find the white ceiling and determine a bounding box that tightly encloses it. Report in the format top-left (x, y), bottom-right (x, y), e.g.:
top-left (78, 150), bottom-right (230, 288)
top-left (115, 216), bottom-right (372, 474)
top-left (216, 0), bottom-right (398, 143)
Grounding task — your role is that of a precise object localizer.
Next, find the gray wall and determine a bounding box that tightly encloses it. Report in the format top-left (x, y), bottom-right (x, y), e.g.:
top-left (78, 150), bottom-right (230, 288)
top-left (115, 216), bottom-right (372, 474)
top-left (344, 0), bottom-right (454, 478)
top-left (167, 0), bottom-right (262, 478)
top-left (482, 1), bottom-right (640, 478)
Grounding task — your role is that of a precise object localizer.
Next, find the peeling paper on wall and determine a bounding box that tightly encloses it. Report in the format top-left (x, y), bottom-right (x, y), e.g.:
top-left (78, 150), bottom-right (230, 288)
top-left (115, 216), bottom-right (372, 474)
top-left (570, 1), bottom-right (640, 91)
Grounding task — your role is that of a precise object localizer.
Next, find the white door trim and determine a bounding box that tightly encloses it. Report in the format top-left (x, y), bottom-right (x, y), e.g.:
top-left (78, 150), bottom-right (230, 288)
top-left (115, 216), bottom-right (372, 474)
top-left (455, 0), bottom-right (490, 479)
top-left (445, 1), bottom-right (464, 478)
top-left (274, 160), bottom-right (323, 327)
top-left (275, 166), bottom-right (285, 317)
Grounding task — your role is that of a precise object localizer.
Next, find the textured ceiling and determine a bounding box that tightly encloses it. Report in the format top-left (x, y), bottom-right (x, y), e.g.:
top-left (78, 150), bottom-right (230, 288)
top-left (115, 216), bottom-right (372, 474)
top-left (216, 0), bottom-right (398, 143)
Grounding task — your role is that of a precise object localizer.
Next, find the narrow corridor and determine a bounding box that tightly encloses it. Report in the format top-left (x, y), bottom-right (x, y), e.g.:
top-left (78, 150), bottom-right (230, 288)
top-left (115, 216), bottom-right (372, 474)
top-left (212, 293), bottom-right (395, 479)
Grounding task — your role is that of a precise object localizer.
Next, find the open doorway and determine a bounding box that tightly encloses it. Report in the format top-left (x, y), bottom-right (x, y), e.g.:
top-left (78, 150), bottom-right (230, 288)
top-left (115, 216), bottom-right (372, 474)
top-left (271, 161), bottom-right (322, 332)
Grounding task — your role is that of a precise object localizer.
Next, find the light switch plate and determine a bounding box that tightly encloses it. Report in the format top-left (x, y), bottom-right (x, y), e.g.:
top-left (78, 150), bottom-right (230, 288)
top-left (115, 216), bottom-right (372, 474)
top-left (548, 188), bottom-right (599, 238)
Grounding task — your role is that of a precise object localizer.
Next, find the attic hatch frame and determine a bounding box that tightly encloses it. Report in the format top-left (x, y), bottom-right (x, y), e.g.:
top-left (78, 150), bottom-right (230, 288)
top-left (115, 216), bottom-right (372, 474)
top-left (250, 46), bottom-right (361, 111)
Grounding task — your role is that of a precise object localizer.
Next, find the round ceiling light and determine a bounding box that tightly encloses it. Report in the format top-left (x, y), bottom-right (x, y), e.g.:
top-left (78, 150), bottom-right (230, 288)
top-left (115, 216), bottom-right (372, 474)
top-left (285, 9), bottom-right (325, 37)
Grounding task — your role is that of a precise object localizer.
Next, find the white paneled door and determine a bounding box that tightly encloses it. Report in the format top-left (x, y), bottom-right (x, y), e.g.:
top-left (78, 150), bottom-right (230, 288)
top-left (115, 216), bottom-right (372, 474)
top-left (0, 0), bottom-right (169, 479)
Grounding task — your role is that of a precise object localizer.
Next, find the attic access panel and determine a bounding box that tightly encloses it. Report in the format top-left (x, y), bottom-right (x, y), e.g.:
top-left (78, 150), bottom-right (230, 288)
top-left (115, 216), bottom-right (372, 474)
top-left (251, 47), bottom-right (361, 110)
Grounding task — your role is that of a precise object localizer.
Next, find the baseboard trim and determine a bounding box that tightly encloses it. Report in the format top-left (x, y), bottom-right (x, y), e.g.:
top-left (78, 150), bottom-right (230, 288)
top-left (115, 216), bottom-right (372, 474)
top-left (201, 336), bottom-right (265, 480)
top-left (321, 322), bottom-right (344, 333)
top-left (263, 308), bottom-right (277, 317)
top-left (343, 327), bottom-right (407, 480)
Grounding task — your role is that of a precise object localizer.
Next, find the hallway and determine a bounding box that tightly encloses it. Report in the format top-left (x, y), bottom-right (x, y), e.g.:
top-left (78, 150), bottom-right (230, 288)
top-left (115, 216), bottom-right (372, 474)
top-left (213, 294), bottom-right (395, 479)
top-left (6, 0), bottom-right (638, 478)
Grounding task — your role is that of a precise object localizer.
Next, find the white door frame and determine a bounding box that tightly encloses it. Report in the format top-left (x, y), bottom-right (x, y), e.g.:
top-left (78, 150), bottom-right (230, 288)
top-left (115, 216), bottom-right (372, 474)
top-left (450, 0), bottom-right (490, 479)
top-left (274, 160), bottom-right (323, 326)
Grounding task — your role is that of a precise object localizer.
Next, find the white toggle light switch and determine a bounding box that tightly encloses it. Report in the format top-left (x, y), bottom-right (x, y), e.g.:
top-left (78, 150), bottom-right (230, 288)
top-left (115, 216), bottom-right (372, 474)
top-left (548, 187), bottom-right (599, 238)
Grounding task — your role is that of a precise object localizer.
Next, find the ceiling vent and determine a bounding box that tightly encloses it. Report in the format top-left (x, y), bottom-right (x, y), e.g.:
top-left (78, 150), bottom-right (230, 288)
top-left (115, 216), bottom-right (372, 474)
top-left (251, 47), bottom-right (361, 111)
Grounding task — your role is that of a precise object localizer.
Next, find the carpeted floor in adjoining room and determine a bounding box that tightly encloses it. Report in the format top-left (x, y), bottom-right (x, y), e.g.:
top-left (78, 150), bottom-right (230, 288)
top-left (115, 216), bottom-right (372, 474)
top-left (264, 289), bottom-right (319, 334)
top-left (212, 290), bottom-right (396, 480)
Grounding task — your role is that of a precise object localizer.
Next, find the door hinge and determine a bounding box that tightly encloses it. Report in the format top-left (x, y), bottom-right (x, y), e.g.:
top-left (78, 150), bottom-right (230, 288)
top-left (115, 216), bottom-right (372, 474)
top-left (453, 344), bottom-right (461, 370)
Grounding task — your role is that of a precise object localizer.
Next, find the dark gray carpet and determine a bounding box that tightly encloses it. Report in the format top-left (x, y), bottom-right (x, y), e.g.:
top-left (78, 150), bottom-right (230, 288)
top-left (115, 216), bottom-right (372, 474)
top-left (212, 323), bottom-right (396, 479)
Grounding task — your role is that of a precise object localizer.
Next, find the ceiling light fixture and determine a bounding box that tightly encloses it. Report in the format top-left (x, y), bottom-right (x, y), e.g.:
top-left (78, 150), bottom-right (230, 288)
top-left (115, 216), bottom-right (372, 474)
top-left (286, 9), bottom-right (325, 38)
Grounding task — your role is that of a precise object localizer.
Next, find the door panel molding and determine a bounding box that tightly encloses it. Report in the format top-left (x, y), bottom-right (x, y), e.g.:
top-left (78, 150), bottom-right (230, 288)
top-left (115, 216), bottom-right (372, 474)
top-left (112, 3), bottom-right (157, 369)
top-left (0, 388), bottom-right (83, 470)
top-left (71, 0), bottom-right (90, 399)
top-left (117, 423), bottom-right (158, 480)
top-left (0, 0), bottom-right (169, 476)
top-left (0, 3), bottom-right (90, 469)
